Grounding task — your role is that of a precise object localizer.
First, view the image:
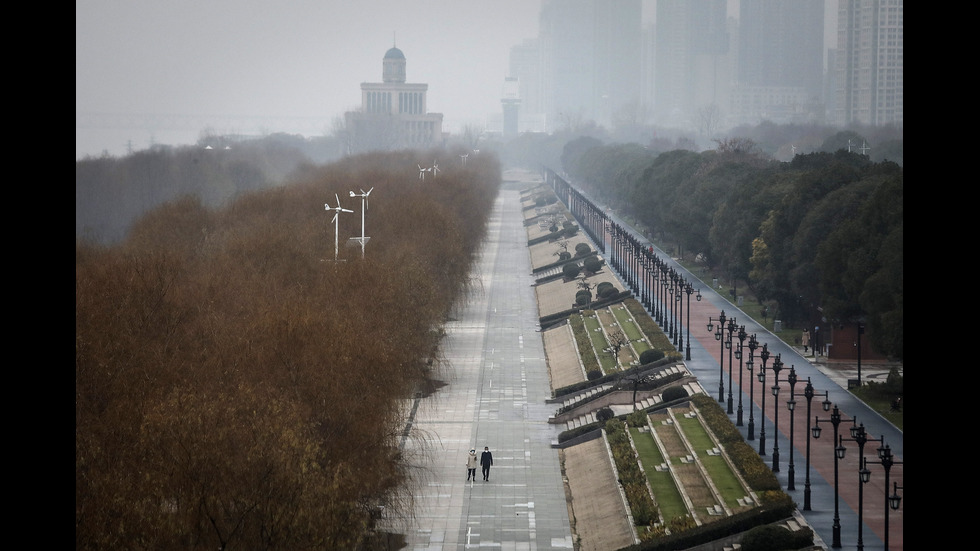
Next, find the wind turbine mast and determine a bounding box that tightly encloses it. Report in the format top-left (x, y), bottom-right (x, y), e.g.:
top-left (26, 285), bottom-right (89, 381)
top-left (348, 187), bottom-right (374, 259)
top-left (325, 193), bottom-right (354, 262)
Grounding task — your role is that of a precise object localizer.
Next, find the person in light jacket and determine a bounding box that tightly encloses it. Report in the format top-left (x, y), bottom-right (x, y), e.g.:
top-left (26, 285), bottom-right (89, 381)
top-left (480, 446), bottom-right (493, 481)
top-left (466, 449), bottom-right (478, 481)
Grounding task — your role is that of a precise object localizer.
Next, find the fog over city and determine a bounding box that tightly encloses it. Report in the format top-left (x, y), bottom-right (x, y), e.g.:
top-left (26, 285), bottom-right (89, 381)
top-left (76, 0), bottom-right (840, 160)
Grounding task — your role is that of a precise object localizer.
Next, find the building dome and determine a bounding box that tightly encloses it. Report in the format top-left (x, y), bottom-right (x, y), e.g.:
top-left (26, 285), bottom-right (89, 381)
top-left (383, 46), bottom-right (406, 83)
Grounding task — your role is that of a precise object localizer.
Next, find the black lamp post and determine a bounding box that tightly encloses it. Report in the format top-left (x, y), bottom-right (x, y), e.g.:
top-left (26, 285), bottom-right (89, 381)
top-left (664, 267), bottom-right (675, 340)
top-left (813, 404), bottom-right (845, 548)
top-left (757, 343), bottom-right (770, 455)
top-left (785, 366), bottom-right (799, 489)
top-left (856, 323), bottom-right (865, 386)
top-left (790, 375), bottom-right (830, 509)
top-left (707, 311), bottom-right (727, 403)
top-left (670, 271), bottom-right (681, 346)
top-left (674, 276), bottom-right (686, 352)
top-left (684, 283), bottom-right (700, 361)
top-left (733, 325), bottom-right (748, 426)
top-left (769, 354), bottom-right (785, 471)
top-left (725, 316), bottom-right (737, 414)
top-left (865, 439), bottom-right (903, 551)
top-left (650, 258), bottom-right (664, 327)
top-left (745, 334), bottom-right (759, 440)
top-left (842, 422), bottom-right (881, 551)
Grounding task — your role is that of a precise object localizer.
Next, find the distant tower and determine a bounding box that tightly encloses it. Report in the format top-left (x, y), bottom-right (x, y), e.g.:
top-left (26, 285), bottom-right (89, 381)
top-left (501, 77), bottom-right (521, 138)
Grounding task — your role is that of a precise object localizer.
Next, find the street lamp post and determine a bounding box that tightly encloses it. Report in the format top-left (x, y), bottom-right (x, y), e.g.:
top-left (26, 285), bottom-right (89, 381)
top-left (785, 366), bottom-right (799, 489)
top-left (650, 264), bottom-right (664, 327)
top-left (856, 323), bottom-right (865, 386)
top-left (745, 334), bottom-right (759, 440)
top-left (790, 375), bottom-right (830, 509)
top-left (813, 404), bottom-right (846, 548)
top-left (670, 271), bottom-right (681, 346)
top-left (707, 311), bottom-right (727, 403)
top-left (725, 316), bottom-right (737, 414)
top-left (757, 343), bottom-right (770, 456)
top-left (734, 326), bottom-right (748, 426)
top-left (769, 354), bottom-right (785, 471)
top-left (865, 440), bottom-right (903, 551)
top-left (674, 276), bottom-right (686, 352)
top-left (842, 422), bottom-right (880, 551)
top-left (664, 267), bottom-right (674, 340)
top-left (684, 283), bottom-right (700, 361)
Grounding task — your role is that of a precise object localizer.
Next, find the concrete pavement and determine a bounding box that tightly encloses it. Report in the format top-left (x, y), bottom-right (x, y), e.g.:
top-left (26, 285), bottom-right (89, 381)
top-left (380, 180), bottom-right (574, 549)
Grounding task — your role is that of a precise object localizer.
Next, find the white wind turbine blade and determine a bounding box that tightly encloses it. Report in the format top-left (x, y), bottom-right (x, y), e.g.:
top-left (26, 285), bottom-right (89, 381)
top-left (331, 212), bottom-right (338, 224)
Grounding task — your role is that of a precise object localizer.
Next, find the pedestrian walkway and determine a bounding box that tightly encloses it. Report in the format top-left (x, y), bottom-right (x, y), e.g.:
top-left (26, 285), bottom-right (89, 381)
top-left (380, 185), bottom-right (574, 549)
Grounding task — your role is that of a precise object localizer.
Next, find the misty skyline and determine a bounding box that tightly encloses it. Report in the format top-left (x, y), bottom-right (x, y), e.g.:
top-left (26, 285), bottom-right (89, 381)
top-left (76, 1), bottom-right (845, 159)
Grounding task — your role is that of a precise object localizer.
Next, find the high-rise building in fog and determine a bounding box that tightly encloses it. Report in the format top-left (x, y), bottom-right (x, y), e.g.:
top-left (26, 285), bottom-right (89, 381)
top-left (344, 46), bottom-right (443, 153)
top-left (835, 0), bottom-right (903, 126)
top-left (537, 0), bottom-right (641, 131)
top-left (508, 38), bottom-right (547, 132)
top-left (501, 77), bottom-right (521, 138)
top-left (732, 0), bottom-right (825, 126)
top-left (652, 0), bottom-right (730, 131)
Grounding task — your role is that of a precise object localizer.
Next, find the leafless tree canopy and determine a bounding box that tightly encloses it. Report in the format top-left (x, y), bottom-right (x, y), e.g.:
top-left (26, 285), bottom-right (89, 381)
top-left (76, 148), bottom-right (501, 549)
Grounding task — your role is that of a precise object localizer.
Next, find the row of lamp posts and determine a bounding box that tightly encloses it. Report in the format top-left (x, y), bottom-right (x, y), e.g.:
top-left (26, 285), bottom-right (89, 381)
top-left (708, 309), bottom-right (902, 550)
top-left (547, 172), bottom-right (904, 549)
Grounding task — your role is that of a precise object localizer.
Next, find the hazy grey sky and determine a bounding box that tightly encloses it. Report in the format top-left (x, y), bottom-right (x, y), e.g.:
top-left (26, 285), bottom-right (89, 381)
top-left (76, 1), bottom-right (836, 159)
top-left (76, 0), bottom-right (545, 158)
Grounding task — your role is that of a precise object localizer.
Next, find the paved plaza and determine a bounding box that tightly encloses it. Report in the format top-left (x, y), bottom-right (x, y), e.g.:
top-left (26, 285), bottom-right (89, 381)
top-left (381, 169), bottom-right (903, 551)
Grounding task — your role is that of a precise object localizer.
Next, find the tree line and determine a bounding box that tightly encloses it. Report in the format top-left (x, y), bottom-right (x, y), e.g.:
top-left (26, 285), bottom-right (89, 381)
top-left (559, 135), bottom-right (902, 361)
top-left (76, 148), bottom-right (499, 549)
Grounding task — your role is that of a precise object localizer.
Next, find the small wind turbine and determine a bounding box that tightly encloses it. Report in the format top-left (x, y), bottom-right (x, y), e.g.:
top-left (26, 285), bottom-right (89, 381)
top-left (859, 141), bottom-right (870, 156)
top-left (325, 193), bottom-right (353, 262)
top-left (348, 187), bottom-right (374, 259)
top-left (418, 163), bottom-right (431, 180)
top-left (431, 160), bottom-right (440, 177)
top-left (460, 153), bottom-right (468, 166)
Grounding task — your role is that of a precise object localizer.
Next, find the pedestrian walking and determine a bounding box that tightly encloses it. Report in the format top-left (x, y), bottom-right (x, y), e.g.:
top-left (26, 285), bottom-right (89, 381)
top-left (480, 446), bottom-right (493, 481)
top-left (465, 449), bottom-right (478, 481)
top-left (801, 329), bottom-right (810, 353)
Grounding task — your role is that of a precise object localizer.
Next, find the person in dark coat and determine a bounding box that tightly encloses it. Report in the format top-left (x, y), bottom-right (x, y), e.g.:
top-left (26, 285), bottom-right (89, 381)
top-left (480, 446), bottom-right (493, 481)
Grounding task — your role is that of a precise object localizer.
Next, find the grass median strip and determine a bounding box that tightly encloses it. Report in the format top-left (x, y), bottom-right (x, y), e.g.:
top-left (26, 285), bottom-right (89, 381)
top-left (629, 425), bottom-right (688, 522)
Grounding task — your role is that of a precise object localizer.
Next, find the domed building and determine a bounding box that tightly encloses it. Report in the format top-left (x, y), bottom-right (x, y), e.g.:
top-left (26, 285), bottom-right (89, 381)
top-left (343, 46), bottom-right (444, 153)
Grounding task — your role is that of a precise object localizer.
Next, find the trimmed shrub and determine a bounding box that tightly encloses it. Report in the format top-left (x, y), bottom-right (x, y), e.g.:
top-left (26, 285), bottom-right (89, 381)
top-left (639, 349), bottom-right (665, 364)
top-left (557, 251), bottom-right (572, 261)
top-left (562, 263), bottom-right (581, 279)
top-left (586, 369), bottom-right (603, 381)
top-left (563, 226), bottom-right (579, 238)
top-left (583, 255), bottom-right (603, 273)
top-left (739, 524), bottom-right (814, 551)
top-left (596, 406), bottom-right (615, 423)
top-left (574, 243), bottom-right (592, 256)
top-left (575, 292), bottom-right (591, 306)
top-left (662, 385), bottom-right (688, 402)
